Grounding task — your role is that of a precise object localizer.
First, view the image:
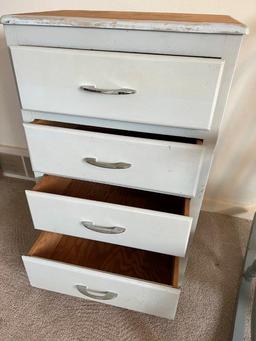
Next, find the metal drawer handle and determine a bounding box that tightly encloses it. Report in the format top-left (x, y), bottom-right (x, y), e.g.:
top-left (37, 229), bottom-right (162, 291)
top-left (84, 157), bottom-right (131, 169)
top-left (81, 221), bottom-right (125, 234)
top-left (76, 285), bottom-right (118, 300)
top-left (80, 85), bottom-right (136, 95)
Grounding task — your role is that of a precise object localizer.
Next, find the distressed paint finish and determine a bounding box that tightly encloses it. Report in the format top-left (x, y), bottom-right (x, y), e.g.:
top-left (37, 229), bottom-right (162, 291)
top-left (1, 10), bottom-right (248, 34)
top-left (1, 10), bottom-right (247, 318)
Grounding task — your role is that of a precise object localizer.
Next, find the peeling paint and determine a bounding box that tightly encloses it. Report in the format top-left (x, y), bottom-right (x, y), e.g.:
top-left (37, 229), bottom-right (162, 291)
top-left (0, 14), bottom-right (248, 35)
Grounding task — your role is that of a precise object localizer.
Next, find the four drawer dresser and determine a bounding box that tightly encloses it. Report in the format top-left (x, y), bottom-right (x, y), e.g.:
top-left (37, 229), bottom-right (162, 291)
top-left (1, 11), bottom-right (247, 319)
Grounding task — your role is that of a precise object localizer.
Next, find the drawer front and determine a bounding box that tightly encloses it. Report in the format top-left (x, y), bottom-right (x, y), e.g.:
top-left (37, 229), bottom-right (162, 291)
top-left (24, 123), bottom-right (204, 197)
top-left (23, 256), bottom-right (180, 319)
top-left (12, 46), bottom-right (224, 130)
top-left (26, 190), bottom-right (192, 257)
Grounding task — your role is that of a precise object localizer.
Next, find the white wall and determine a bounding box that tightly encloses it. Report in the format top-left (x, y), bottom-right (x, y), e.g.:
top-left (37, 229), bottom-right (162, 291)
top-left (0, 1), bottom-right (255, 216)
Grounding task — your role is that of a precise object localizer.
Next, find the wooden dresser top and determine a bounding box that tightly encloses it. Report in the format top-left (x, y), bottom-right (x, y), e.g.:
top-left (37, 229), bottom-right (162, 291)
top-left (1, 10), bottom-right (247, 35)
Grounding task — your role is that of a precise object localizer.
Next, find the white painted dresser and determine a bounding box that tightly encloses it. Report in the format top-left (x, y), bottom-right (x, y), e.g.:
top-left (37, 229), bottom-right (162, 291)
top-left (1, 11), bottom-right (247, 319)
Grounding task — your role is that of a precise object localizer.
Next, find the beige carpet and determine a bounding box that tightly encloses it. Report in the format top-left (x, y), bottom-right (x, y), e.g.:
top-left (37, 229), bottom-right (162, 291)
top-left (0, 176), bottom-right (252, 341)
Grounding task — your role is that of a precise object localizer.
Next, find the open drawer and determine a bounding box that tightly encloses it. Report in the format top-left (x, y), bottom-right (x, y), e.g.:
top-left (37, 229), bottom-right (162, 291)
top-left (26, 175), bottom-right (191, 257)
top-left (24, 120), bottom-right (204, 197)
top-left (23, 231), bottom-right (181, 319)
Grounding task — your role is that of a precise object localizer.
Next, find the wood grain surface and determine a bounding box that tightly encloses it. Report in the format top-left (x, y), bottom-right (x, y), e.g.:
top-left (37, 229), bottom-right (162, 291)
top-left (1, 10), bottom-right (247, 35)
top-left (9, 10), bottom-right (244, 25)
top-left (29, 231), bottom-right (177, 286)
top-left (34, 174), bottom-right (189, 215)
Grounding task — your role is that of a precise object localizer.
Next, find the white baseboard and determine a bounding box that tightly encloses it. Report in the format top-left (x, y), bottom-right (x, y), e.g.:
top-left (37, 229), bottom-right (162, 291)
top-left (202, 198), bottom-right (256, 220)
top-left (0, 145), bottom-right (29, 156)
top-left (2, 172), bottom-right (35, 182)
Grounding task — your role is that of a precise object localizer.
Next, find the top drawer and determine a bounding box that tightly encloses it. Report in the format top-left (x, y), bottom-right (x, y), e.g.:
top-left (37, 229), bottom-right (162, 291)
top-left (11, 46), bottom-right (224, 130)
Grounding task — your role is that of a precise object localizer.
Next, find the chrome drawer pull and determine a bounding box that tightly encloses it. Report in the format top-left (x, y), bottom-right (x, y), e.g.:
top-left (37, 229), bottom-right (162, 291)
top-left (76, 285), bottom-right (118, 300)
top-left (84, 157), bottom-right (131, 169)
top-left (81, 221), bottom-right (126, 234)
top-left (80, 85), bottom-right (136, 95)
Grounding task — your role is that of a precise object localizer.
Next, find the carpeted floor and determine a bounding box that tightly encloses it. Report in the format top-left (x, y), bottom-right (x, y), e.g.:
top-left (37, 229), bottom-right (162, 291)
top-left (0, 176), bottom-right (252, 341)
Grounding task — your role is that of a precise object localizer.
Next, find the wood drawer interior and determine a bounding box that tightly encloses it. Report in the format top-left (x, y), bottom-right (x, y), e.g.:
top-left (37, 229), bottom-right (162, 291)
top-left (28, 231), bottom-right (179, 287)
top-left (33, 119), bottom-right (202, 144)
top-left (34, 175), bottom-right (190, 216)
